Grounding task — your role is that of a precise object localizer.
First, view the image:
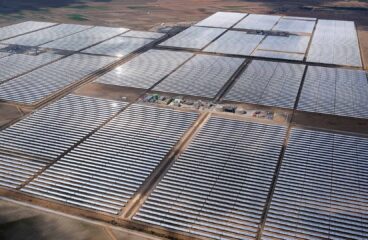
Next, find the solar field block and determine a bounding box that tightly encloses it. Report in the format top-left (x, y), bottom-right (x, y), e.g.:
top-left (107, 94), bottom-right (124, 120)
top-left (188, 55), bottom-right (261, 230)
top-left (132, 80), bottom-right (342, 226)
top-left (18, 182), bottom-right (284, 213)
top-left (262, 128), bottom-right (368, 240)
top-left (0, 95), bottom-right (124, 188)
top-left (95, 49), bottom-right (193, 89)
top-left (22, 104), bottom-right (198, 214)
top-left (134, 117), bottom-right (287, 239)
top-left (154, 54), bottom-right (244, 98)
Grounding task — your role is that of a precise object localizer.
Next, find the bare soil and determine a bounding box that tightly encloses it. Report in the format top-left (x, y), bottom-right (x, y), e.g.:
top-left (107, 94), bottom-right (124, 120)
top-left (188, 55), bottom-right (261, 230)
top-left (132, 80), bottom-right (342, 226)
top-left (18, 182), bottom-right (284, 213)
top-left (0, 103), bottom-right (30, 128)
top-left (74, 82), bottom-right (145, 102)
top-left (293, 111), bottom-right (368, 135)
top-left (0, 198), bottom-right (161, 240)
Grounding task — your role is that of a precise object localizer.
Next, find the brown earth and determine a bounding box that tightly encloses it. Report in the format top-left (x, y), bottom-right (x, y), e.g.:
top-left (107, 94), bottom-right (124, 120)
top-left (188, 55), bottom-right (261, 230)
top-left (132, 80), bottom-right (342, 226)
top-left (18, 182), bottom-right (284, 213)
top-left (0, 103), bottom-right (30, 128)
top-left (0, 198), bottom-right (163, 240)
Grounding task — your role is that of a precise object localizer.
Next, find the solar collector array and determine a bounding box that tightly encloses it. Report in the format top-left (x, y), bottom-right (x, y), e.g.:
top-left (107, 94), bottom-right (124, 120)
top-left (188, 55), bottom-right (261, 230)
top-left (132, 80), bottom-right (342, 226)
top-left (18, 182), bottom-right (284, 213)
top-left (195, 12), bottom-right (247, 29)
top-left (22, 104), bottom-right (198, 214)
top-left (0, 21), bottom-right (56, 40)
top-left (307, 20), bottom-right (362, 67)
top-left (257, 35), bottom-right (310, 54)
top-left (0, 45), bottom-right (10, 58)
top-left (95, 49), bottom-right (193, 89)
top-left (83, 36), bottom-right (153, 57)
top-left (41, 26), bottom-right (128, 51)
top-left (0, 52), bottom-right (10, 59)
top-left (234, 14), bottom-right (281, 31)
top-left (224, 14), bottom-right (314, 61)
top-left (262, 128), bottom-right (368, 239)
top-left (134, 117), bottom-right (286, 239)
top-left (154, 54), bottom-right (244, 98)
top-left (0, 52), bottom-right (62, 84)
top-left (204, 31), bottom-right (264, 56)
top-left (159, 26), bottom-right (226, 50)
top-left (0, 95), bottom-right (124, 188)
top-left (272, 18), bottom-right (315, 34)
top-left (297, 66), bottom-right (368, 119)
top-left (0, 154), bottom-right (49, 189)
top-left (2, 24), bottom-right (92, 47)
top-left (224, 60), bottom-right (305, 109)
top-left (0, 53), bottom-right (117, 104)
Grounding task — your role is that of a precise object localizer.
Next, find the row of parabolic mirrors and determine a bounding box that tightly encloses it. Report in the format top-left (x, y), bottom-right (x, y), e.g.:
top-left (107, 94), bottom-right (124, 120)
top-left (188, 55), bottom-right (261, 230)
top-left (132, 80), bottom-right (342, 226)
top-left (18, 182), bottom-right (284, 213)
top-left (0, 12), bottom-right (367, 240)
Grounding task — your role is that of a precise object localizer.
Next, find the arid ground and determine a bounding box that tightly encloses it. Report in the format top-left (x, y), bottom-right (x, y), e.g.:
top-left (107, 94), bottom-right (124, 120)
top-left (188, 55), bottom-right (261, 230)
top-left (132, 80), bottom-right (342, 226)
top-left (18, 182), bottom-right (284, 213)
top-left (0, 198), bottom-right (162, 240)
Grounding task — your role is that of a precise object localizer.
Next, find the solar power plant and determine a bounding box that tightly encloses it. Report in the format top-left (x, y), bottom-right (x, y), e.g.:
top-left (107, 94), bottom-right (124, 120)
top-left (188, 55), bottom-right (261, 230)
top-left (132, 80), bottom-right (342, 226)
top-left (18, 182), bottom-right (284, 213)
top-left (195, 12), bottom-right (247, 29)
top-left (224, 60), bottom-right (305, 109)
top-left (307, 20), bottom-right (362, 67)
top-left (122, 30), bottom-right (165, 39)
top-left (159, 26), bottom-right (226, 50)
top-left (82, 36), bottom-right (154, 57)
top-left (256, 35), bottom-right (310, 54)
top-left (134, 117), bottom-right (287, 239)
top-left (0, 54), bottom-right (116, 104)
top-left (154, 55), bottom-right (244, 98)
top-left (0, 95), bottom-right (124, 188)
top-left (2, 24), bottom-right (92, 47)
top-left (234, 14), bottom-right (281, 31)
top-left (272, 18), bottom-right (316, 34)
top-left (252, 50), bottom-right (304, 61)
top-left (22, 104), bottom-right (198, 214)
top-left (297, 66), bottom-right (368, 119)
top-left (262, 128), bottom-right (368, 240)
top-left (41, 26), bottom-right (129, 51)
top-left (95, 49), bottom-right (193, 89)
top-left (0, 21), bottom-right (56, 40)
top-left (0, 11), bottom-right (366, 240)
top-left (0, 52), bottom-right (62, 84)
top-left (203, 31), bottom-right (264, 56)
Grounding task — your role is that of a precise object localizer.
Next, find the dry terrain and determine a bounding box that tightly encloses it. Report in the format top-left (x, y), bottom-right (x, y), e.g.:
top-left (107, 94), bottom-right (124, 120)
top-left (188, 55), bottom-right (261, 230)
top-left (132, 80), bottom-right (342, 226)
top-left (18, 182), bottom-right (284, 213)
top-left (0, 198), bottom-right (162, 240)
